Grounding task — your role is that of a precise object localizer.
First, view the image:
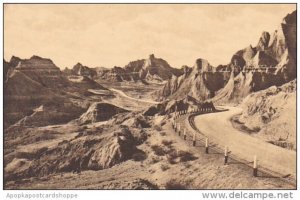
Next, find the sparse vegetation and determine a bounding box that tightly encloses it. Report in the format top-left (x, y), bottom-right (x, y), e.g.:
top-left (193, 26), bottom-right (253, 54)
top-left (179, 151), bottom-right (197, 162)
top-left (4, 10), bottom-right (297, 189)
top-left (268, 140), bottom-right (294, 150)
top-left (132, 151), bottom-right (147, 161)
top-left (183, 162), bottom-right (192, 168)
top-left (160, 164), bottom-right (170, 171)
top-left (153, 125), bottom-right (162, 131)
top-left (151, 145), bottom-right (166, 156)
top-left (149, 156), bottom-right (161, 164)
top-left (165, 179), bottom-right (187, 189)
top-left (166, 150), bottom-right (177, 164)
top-left (159, 131), bottom-right (166, 136)
top-left (166, 150), bottom-right (197, 164)
top-left (162, 139), bottom-right (173, 146)
top-left (252, 126), bottom-right (261, 132)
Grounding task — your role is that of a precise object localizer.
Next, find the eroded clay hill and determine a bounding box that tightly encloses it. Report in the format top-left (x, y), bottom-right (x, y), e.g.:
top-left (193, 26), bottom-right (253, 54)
top-left (3, 56), bottom-right (107, 129)
top-left (157, 10), bottom-right (296, 104)
top-left (237, 80), bottom-right (296, 150)
top-left (4, 108), bottom-right (153, 186)
top-left (154, 58), bottom-right (231, 101)
top-left (4, 125), bottom-right (142, 182)
top-left (79, 103), bottom-right (128, 123)
top-left (64, 62), bottom-right (97, 79)
top-left (96, 54), bottom-right (183, 83)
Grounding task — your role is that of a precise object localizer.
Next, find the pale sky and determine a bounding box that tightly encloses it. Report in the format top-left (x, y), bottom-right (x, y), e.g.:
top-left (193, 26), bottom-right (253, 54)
top-left (4, 4), bottom-right (296, 69)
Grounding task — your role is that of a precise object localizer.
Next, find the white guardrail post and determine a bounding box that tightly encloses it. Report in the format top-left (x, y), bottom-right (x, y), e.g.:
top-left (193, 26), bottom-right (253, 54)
top-left (193, 132), bottom-right (196, 146)
top-left (224, 146), bottom-right (228, 165)
top-left (205, 138), bottom-right (209, 154)
top-left (253, 155), bottom-right (258, 177)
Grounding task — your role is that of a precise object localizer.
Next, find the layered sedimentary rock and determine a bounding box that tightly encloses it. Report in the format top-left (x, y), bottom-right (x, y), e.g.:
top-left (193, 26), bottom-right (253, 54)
top-left (3, 56), bottom-right (89, 128)
top-left (213, 10), bottom-right (296, 103)
top-left (139, 54), bottom-right (183, 80)
top-left (155, 58), bottom-right (231, 101)
top-left (64, 63), bottom-right (97, 78)
top-left (157, 10), bottom-right (296, 104)
top-left (97, 66), bottom-right (138, 82)
top-left (11, 55), bottom-right (70, 88)
top-left (97, 54), bottom-right (183, 83)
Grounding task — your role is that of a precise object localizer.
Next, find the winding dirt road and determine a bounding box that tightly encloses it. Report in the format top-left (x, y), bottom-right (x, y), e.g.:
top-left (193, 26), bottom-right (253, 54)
top-left (193, 106), bottom-right (296, 178)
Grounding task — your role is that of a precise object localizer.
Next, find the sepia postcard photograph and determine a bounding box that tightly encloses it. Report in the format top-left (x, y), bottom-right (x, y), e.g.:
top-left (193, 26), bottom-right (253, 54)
top-left (2, 2), bottom-right (297, 192)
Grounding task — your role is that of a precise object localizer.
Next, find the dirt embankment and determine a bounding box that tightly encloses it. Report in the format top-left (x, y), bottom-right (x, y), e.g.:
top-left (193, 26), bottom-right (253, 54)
top-left (238, 80), bottom-right (296, 150)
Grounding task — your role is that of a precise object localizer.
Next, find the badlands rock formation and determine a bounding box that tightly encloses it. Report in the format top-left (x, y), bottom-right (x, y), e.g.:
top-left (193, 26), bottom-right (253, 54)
top-left (3, 56), bottom-right (107, 128)
top-left (79, 103), bottom-right (128, 123)
top-left (155, 58), bottom-right (231, 101)
top-left (157, 10), bottom-right (296, 104)
top-left (7, 55), bottom-right (70, 88)
top-left (64, 62), bottom-right (97, 79)
top-left (97, 54), bottom-right (183, 83)
top-left (213, 11), bottom-right (296, 103)
top-left (97, 66), bottom-right (136, 82)
top-left (4, 126), bottom-right (140, 181)
top-left (3, 9), bottom-right (297, 190)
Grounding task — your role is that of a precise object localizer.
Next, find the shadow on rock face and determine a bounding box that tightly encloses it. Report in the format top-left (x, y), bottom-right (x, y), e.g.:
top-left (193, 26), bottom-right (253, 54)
top-left (4, 126), bottom-right (145, 182)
